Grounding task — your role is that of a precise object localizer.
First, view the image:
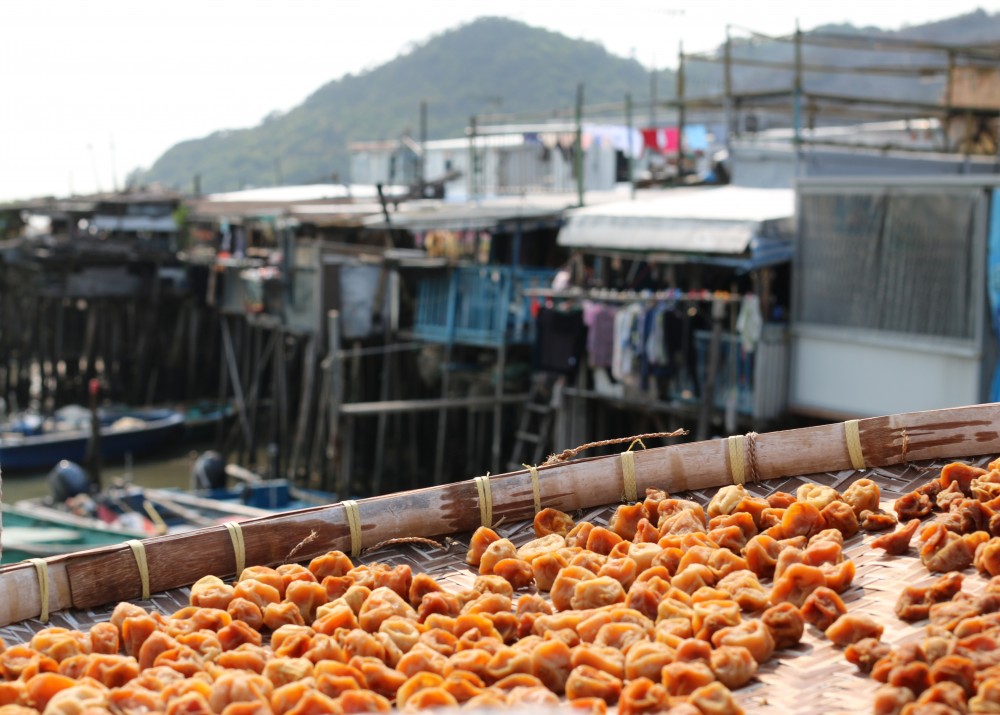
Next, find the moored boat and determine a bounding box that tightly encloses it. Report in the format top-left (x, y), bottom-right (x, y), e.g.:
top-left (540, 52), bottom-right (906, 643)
top-left (1, 456), bottom-right (336, 564)
top-left (0, 503), bottom-right (149, 564)
top-left (0, 407), bottom-right (185, 472)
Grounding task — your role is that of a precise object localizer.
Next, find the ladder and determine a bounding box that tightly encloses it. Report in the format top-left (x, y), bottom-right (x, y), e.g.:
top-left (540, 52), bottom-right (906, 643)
top-left (507, 374), bottom-right (564, 472)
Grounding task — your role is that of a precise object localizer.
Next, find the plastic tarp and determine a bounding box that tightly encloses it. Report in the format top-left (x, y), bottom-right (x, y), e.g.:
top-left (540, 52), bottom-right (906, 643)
top-left (797, 190), bottom-right (981, 341)
top-left (988, 191), bottom-right (1000, 401)
top-left (557, 186), bottom-right (795, 255)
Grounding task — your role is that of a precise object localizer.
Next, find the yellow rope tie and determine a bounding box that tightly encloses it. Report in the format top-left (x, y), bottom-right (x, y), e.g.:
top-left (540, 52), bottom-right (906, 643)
top-left (225, 522), bottom-right (246, 578)
top-left (29, 558), bottom-right (50, 623)
top-left (728, 435), bottom-right (746, 486)
top-left (343, 500), bottom-right (363, 559)
top-left (474, 475), bottom-right (493, 528)
top-left (844, 419), bottom-right (866, 471)
top-left (126, 540), bottom-right (150, 601)
top-left (523, 464), bottom-right (541, 514)
top-left (619, 451), bottom-right (638, 503)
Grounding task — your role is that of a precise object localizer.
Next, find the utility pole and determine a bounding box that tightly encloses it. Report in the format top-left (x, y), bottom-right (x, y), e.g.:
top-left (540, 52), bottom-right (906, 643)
top-left (793, 19), bottom-right (804, 178)
top-left (110, 135), bottom-right (119, 193)
top-left (419, 100), bottom-right (428, 197)
top-left (574, 83), bottom-right (584, 207)
top-left (87, 143), bottom-right (102, 193)
top-left (626, 93), bottom-right (635, 199)
top-left (468, 115), bottom-right (478, 201)
top-left (650, 63), bottom-right (658, 128)
top-left (794, 19), bottom-right (803, 148)
top-left (677, 42), bottom-right (686, 180)
top-left (724, 25), bottom-right (733, 154)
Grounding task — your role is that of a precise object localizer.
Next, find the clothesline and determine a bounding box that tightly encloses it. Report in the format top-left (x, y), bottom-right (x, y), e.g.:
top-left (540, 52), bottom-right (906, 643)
top-left (522, 287), bottom-right (743, 304)
top-left (532, 291), bottom-right (763, 421)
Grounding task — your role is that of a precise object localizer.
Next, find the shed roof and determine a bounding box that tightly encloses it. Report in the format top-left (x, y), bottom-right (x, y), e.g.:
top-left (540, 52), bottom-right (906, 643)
top-left (362, 190), bottom-right (644, 233)
top-left (203, 184), bottom-right (408, 203)
top-left (557, 186), bottom-right (795, 254)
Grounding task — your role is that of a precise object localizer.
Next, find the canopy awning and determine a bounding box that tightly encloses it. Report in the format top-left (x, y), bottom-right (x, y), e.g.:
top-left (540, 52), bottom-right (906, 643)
top-left (557, 186), bottom-right (795, 255)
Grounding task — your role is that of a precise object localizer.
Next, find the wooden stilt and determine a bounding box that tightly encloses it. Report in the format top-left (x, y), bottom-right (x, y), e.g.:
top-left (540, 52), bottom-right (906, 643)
top-left (276, 331), bottom-right (290, 479)
top-left (220, 315), bottom-right (252, 451)
top-left (289, 335), bottom-right (317, 484)
top-left (327, 311), bottom-right (345, 498)
top-left (186, 304), bottom-right (200, 401)
top-left (696, 298), bottom-right (726, 441)
top-left (372, 330), bottom-right (393, 496)
top-left (492, 344), bottom-right (506, 475)
top-left (216, 314), bottom-right (229, 453)
top-left (308, 351), bottom-right (331, 489)
top-left (433, 345), bottom-right (453, 484)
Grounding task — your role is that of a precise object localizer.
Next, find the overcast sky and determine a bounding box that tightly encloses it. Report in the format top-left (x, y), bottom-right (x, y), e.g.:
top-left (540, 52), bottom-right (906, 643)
top-left (3, 0), bottom-right (999, 202)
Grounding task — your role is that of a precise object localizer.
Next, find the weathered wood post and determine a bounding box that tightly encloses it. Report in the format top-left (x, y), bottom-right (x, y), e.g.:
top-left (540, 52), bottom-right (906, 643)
top-left (327, 311), bottom-right (346, 497)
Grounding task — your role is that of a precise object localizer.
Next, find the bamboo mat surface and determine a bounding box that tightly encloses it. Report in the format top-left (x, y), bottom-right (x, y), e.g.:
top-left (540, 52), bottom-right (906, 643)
top-left (1, 455), bottom-right (993, 714)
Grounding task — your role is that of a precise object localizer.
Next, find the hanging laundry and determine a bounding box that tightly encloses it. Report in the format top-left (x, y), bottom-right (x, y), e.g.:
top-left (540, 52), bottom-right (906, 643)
top-left (640, 127), bottom-right (680, 154)
top-left (646, 303), bottom-right (670, 369)
top-left (534, 308), bottom-right (588, 376)
top-left (682, 125), bottom-right (710, 152)
top-left (736, 294), bottom-right (763, 353)
top-left (584, 301), bottom-right (617, 369)
top-left (219, 218), bottom-right (233, 254)
top-left (540, 131), bottom-right (576, 150)
top-left (584, 124), bottom-right (645, 158)
top-left (735, 294), bottom-right (763, 394)
top-left (611, 303), bottom-right (643, 382)
top-left (233, 226), bottom-right (246, 258)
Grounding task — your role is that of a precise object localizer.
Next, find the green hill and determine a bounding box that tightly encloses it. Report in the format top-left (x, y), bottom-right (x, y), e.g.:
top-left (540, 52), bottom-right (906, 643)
top-left (142, 11), bottom-right (1000, 193)
top-left (141, 17), bottom-right (662, 193)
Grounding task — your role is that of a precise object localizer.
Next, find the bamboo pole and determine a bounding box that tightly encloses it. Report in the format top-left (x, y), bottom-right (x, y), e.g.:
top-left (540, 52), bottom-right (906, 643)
top-left (2, 403), bottom-right (1000, 626)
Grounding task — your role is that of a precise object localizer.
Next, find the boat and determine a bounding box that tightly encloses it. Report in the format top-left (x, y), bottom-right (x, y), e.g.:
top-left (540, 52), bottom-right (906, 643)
top-left (0, 457), bottom-right (336, 564)
top-left (186, 453), bottom-right (336, 510)
top-left (180, 400), bottom-right (235, 442)
top-left (0, 406), bottom-right (185, 471)
top-left (2, 485), bottom-right (271, 565)
top-left (0, 503), bottom-right (150, 564)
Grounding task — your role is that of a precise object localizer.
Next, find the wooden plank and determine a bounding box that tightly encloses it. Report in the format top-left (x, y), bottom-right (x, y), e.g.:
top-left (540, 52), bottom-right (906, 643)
top-left (343, 393), bottom-right (531, 416)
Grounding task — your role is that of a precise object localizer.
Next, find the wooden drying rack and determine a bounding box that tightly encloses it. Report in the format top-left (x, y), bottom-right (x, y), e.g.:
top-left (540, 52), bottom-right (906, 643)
top-left (0, 402), bottom-right (997, 627)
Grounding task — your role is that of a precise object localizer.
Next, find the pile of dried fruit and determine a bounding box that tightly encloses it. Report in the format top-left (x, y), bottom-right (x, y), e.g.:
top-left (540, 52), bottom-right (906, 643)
top-left (841, 460), bottom-right (1000, 714)
top-left (0, 471), bottom-right (967, 715)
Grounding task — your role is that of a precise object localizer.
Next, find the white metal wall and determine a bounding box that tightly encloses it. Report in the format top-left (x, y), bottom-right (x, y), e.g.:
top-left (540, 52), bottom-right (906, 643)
top-left (791, 179), bottom-right (990, 418)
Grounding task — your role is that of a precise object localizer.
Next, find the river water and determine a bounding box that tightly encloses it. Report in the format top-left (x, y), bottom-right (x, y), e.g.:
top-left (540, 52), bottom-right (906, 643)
top-left (1, 441), bottom-right (210, 504)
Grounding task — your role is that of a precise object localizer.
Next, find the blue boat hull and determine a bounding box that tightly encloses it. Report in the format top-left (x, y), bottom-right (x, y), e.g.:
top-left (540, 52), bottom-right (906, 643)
top-left (0, 410), bottom-right (185, 472)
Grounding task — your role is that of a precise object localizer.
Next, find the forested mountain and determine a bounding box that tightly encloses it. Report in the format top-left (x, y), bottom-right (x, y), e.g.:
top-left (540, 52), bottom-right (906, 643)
top-left (140, 11), bottom-right (1000, 193)
top-left (142, 18), bottom-right (657, 193)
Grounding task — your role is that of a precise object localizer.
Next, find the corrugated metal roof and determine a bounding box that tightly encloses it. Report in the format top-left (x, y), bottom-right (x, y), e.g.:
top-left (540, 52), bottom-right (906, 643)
top-left (557, 186), bottom-right (795, 254)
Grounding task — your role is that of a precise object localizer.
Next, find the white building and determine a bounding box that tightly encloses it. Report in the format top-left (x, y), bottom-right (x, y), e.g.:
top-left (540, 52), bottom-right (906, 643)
top-left (349, 123), bottom-right (640, 201)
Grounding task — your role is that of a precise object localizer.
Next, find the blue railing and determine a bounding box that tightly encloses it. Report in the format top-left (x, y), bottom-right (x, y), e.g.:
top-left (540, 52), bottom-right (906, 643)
top-left (413, 265), bottom-right (556, 347)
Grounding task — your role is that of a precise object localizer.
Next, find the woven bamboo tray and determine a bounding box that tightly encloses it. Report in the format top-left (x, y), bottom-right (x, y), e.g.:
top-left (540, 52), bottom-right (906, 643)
top-left (1, 404), bottom-right (998, 713)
